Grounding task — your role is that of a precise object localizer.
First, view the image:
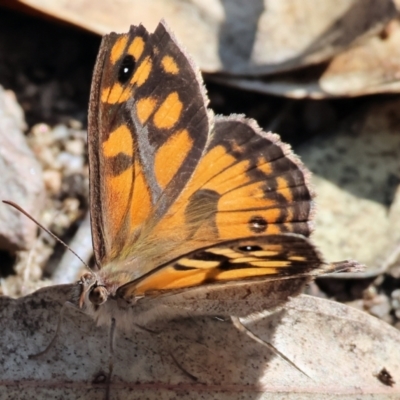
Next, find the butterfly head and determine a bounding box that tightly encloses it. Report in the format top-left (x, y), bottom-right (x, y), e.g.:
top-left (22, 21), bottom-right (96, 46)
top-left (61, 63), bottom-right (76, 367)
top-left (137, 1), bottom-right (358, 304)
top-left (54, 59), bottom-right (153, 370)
top-left (78, 272), bottom-right (109, 309)
top-left (74, 270), bottom-right (148, 329)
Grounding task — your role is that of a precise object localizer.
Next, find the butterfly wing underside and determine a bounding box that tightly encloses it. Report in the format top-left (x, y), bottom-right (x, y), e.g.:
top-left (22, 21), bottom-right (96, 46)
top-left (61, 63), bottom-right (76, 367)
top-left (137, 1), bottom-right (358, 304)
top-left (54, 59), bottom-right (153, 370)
top-left (118, 234), bottom-right (324, 299)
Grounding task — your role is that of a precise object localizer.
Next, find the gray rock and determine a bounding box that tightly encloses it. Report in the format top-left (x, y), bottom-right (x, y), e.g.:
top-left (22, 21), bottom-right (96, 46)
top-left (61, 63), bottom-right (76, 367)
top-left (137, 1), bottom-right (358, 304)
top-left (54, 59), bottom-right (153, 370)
top-left (0, 87), bottom-right (44, 252)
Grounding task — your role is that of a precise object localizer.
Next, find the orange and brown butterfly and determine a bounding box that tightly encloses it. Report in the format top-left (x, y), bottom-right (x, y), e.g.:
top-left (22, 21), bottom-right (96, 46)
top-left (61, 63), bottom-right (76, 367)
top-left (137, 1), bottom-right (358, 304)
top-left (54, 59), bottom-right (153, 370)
top-left (77, 20), bottom-right (360, 327)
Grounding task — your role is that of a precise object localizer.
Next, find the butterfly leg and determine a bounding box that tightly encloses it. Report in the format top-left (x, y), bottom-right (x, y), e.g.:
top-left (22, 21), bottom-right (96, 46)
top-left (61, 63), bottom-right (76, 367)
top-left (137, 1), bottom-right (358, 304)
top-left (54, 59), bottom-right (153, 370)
top-left (132, 322), bottom-right (161, 334)
top-left (169, 351), bottom-right (198, 382)
top-left (231, 315), bottom-right (312, 379)
top-left (29, 300), bottom-right (79, 359)
top-left (105, 317), bottom-right (116, 400)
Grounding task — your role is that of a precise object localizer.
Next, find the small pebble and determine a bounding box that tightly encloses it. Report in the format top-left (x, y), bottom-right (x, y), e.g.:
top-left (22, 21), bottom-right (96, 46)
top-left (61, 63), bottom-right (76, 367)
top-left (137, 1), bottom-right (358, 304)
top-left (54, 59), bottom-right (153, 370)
top-left (43, 169), bottom-right (62, 194)
top-left (52, 124), bottom-right (70, 141)
top-left (33, 144), bottom-right (60, 169)
top-left (368, 294), bottom-right (391, 319)
top-left (62, 198), bottom-right (81, 222)
top-left (68, 119), bottom-right (83, 130)
top-left (363, 285), bottom-right (377, 300)
top-left (63, 197), bottom-right (80, 213)
top-left (389, 265), bottom-right (400, 279)
top-left (58, 151), bottom-right (84, 172)
top-left (391, 289), bottom-right (400, 310)
top-left (31, 122), bottom-right (51, 137)
top-left (52, 213), bottom-right (71, 231)
top-left (65, 139), bottom-right (84, 156)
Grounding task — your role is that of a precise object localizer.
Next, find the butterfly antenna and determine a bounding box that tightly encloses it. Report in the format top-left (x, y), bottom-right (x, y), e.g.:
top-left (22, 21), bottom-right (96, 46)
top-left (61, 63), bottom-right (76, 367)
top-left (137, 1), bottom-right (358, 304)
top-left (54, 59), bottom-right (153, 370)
top-left (2, 200), bottom-right (89, 269)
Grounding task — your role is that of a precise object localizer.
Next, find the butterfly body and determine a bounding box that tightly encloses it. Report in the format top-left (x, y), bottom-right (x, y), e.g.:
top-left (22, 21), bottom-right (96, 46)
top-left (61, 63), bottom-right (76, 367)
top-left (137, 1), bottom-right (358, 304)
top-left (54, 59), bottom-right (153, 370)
top-left (76, 20), bottom-right (357, 330)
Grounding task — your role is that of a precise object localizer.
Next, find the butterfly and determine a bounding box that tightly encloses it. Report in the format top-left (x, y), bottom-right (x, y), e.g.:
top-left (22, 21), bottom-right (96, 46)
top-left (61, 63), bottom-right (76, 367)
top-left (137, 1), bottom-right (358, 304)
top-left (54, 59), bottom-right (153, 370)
top-left (73, 20), bottom-right (359, 331)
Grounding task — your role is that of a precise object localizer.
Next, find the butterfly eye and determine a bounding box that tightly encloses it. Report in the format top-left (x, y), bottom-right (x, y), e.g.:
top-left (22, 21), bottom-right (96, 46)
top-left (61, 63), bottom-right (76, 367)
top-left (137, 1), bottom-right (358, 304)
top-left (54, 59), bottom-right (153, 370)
top-left (89, 285), bottom-right (108, 305)
top-left (238, 245), bottom-right (263, 252)
top-left (118, 55), bottom-right (135, 84)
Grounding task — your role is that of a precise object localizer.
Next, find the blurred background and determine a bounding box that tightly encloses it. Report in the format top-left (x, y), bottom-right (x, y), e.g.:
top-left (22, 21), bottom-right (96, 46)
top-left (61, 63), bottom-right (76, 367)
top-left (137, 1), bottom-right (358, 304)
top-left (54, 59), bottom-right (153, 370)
top-left (0, 0), bottom-right (399, 329)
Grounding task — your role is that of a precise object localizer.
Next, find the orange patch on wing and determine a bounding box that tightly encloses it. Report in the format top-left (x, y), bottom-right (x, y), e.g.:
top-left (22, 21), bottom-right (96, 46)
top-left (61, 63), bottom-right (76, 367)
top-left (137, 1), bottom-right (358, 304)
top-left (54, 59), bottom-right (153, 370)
top-left (285, 207), bottom-right (293, 222)
top-left (289, 256), bottom-right (306, 261)
top-left (252, 250), bottom-right (280, 257)
top-left (161, 55), bottom-right (179, 74)
top-left (265, 224), bottom-right (282, 234)
top-left (103, 125), bottom-right (133, 159)
top-left (230, 139), bottom-right (243, 154)
top-left (283, 223), bottom-right (293, 233)
top-left (202, 155), bottom-right (274, 196)
top-left (102, 83), bottom-right (130, 104)
top-left (203, 159), bottom-right (250, 194)
top-left (136, 97), bottom-right (157, 124)
top-left (230, 256), bottom-right (258, 263)
top-left (257, 160), bottom-right (273, 175)
top-left (127, 36), bottom-right (145, 60)
top-left (218, 183), bottom-right (275, 211)
top-left (211, 268), bottom-right (278, 279)
top-left (131, 56), bottom-right (152, 87)
top-left (132, 264), bottom-right (279, 295)
top-left (130, 159), bottom-right (152, 228)
top-left (104, 166), bottom-right (133, 242)
top-left (110, 35), bottom-right (128, 64)
top-left (153, 92), bottom-right (182, 129)
top-left (178, 258), bottom-right (220, 269)
top-left (250, 261), bottom-right (290, 268)
top-left (261, 244), bottom-right (283, 252)
top-left (154, 129), bottom-right (193, 188)
top-left (276, 177), bottom-right (293, 202)
top-left (133, 267), bottom-right (205, 294)
top-left (181, 146), bottom-right (236, 199)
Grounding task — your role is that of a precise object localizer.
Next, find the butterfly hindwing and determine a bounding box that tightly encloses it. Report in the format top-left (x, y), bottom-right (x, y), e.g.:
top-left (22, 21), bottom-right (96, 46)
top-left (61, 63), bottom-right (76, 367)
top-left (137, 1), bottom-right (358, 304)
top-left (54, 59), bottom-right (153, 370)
top-left (117, 233), bottom-right (323, 299)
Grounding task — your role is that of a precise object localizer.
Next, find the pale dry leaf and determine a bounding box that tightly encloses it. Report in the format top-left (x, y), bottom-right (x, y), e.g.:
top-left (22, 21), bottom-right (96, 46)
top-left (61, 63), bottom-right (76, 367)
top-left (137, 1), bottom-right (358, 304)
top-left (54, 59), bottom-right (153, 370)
top-left (1, 285), bottom-right (399, 399)
top-left (11, 0), bottom-right (396, 74)
top-left (212, 19), bottom-right (400, 98)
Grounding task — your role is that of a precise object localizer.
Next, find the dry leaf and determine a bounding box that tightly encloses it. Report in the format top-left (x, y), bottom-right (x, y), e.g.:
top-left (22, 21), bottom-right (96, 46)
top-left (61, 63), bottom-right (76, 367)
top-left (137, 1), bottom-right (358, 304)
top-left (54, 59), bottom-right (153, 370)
top-left (1, 285), bottom-right (399, 399)
top-left (212, 19), bottom-right (400, 98)
top-left (10, 0), bottom-right (396, 74)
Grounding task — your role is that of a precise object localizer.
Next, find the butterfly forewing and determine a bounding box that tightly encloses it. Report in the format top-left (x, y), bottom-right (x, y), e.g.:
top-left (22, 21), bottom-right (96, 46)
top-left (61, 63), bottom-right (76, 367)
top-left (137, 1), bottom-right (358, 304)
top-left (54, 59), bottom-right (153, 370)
top-left (88, 21), bottom-right (210, 266)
